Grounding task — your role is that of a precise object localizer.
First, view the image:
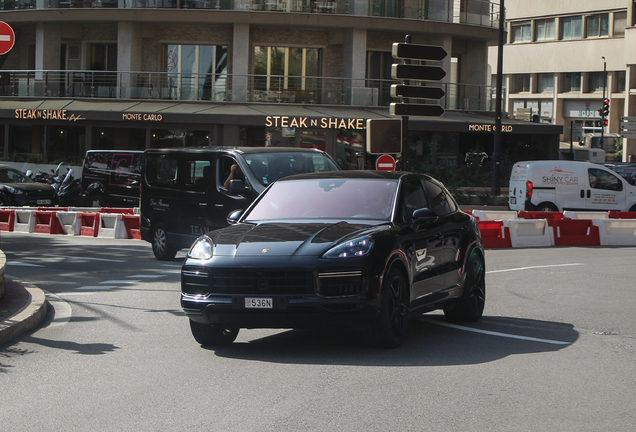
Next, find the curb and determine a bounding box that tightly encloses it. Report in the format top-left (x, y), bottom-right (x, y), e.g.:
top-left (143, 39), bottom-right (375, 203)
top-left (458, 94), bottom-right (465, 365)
top-left (0, 279), bottom-right (48, 346)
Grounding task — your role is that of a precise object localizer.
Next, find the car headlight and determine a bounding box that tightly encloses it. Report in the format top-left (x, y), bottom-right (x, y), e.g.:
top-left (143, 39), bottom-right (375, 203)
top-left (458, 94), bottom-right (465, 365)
top-left (323, 235), bottom-right (374, 259)
top-left (4, 186), bottom-right (23, 194)
top-left (188, 236), bottom-right (213, 260)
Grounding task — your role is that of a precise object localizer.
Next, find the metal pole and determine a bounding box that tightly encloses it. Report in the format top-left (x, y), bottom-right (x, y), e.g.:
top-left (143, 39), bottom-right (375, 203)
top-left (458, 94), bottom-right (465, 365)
top-left (601, 57), bottom-right (606, 147)
top-left (491, 0), bottom-right (504, 196)
top-left (400, 34), bottom-right (411, 171)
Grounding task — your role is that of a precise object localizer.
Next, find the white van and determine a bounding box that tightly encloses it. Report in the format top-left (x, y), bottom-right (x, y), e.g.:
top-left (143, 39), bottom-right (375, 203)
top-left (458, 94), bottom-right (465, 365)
top-left (509, 160), bottom-right (636, 212)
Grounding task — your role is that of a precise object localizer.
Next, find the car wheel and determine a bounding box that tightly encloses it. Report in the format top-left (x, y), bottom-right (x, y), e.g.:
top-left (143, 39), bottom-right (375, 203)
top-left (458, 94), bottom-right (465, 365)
top-left (629, 204), bottom-right (636, 212)
top-left (151, 223), bottom-right (177, 260)
top-left (370, 268), bottom-right (408, 348)
top-left (444, 248), bottom-right (486, 322)
top-left (0, 193), bottom-right (10, 206)
top-left (90, 194), bottom-right (106, 208)
top-left (189, 320), bottom-right (239, 347)
top-left (535, 202), bottom-right (558, 212)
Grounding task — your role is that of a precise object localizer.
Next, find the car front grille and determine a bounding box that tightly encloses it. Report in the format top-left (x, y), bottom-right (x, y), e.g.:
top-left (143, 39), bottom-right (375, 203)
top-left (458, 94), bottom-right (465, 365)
top-left (26, 190), bottom-right (54, 199)
top-left (317, 270), bottom-right (365, 297)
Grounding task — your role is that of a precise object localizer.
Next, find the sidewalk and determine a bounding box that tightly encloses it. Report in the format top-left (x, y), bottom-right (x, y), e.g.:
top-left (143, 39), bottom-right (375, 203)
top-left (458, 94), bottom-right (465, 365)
top-left (0, 278), bottom-right (48, 346)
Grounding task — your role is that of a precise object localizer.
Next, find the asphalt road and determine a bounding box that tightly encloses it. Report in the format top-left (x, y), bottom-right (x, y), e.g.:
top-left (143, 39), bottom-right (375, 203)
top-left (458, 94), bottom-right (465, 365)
top-left (1, 232), bottom-right (635, 431)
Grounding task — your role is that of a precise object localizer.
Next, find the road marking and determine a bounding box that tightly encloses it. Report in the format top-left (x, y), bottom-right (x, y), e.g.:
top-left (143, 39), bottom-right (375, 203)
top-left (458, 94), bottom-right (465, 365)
top-left (44, 291), bottom-right (72, 327)
top-left (100, 280), bottom-right (141, 284)
top-left (7, 261), bottom-right (44, 267)
top-left (127, 274), bottom-right (166, 279)
top-left (106, 247), bottom-right (152, 253)
top-left (48, 254), bottom-right (125, 263)
top-left (76, 285), bottom-right (119, 291)
top-left (421, 318), bottom-right (570, 345)
top-left (486, 263), bottom-right (584, 274)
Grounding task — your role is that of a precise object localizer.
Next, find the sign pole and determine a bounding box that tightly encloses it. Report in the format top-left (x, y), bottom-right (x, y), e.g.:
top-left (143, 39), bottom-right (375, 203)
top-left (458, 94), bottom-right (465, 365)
top-left (401, 34), bottom-right (411, 172)
top-left (491, 0), bottom-right (504, 196)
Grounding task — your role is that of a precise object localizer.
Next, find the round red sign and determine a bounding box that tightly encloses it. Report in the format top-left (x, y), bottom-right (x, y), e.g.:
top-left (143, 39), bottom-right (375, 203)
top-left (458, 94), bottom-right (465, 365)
top-left (0, 22), bottom-right (15, 56)
top-left (376, 154), bottom-right (396, 171)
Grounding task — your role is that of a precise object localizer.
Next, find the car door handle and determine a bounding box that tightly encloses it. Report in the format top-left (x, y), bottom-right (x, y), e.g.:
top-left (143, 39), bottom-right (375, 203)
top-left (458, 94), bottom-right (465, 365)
top-left (215, 204), bottom-right (224, 208)
top-left (199, 202), bottom-right (208, 207)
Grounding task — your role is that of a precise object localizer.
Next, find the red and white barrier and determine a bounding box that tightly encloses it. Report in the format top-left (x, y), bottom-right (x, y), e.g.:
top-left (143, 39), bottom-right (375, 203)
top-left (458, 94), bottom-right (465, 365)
top-left (592, 219), bottom-right (636, 246)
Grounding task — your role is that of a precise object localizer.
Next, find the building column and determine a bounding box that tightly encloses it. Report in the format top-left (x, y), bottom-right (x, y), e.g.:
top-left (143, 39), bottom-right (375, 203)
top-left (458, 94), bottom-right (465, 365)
top-left (118, 22), bottom-right (142, 98)
top-left (342, 28), bottom-right (367, 104)
top-left (35, 22), bottom-right (61, 74)
top-left (232, 23), bottom-right (250, 102)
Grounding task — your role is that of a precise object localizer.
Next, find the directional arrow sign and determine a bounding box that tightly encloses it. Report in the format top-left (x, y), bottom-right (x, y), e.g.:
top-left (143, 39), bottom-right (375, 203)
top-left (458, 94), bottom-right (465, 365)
top-left (392, 43), bottom-right (447, 61)
top-left (391, 84), bottom-right (445, 100)
top-left (391, 64), bottom-right (446, 82)
top-left (390, 103), bottom-right (445, 117)
top-left (621, 131), bottom-right (636, 139)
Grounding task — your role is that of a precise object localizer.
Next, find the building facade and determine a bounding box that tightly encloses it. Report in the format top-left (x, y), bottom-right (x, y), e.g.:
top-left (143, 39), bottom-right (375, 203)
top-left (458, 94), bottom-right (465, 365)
top-left (0, 0), bottom-right (561, 174)
top-left (490, 0), bottom-right (636, 161)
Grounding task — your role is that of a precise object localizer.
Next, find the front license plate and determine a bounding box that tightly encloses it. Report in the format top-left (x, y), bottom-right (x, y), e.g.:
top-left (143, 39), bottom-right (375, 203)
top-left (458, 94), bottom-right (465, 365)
top-left (37, 199), bottom-right (52, 205)
top-left (245, 298), bottom-right (273, 309)
top-left (510, 197), bottom-right (516, 204)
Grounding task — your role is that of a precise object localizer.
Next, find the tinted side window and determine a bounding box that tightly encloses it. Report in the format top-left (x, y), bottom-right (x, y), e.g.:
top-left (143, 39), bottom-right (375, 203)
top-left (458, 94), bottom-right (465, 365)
top-left (179, 158), bottom-right (213, 192)
top-left (218, 155), bottom-right (245, 190)
top-left (589, 168), bottom-right (623, 191)
top-left (424, 180), bottom-right (457, 216)
top-left (400, 178), bottom-right (428, 222)
top-left (145, 153), bottom-right (179, 188)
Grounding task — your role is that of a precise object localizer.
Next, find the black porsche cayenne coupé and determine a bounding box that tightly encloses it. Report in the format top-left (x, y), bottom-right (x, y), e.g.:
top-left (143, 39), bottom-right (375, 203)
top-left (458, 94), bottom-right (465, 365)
top-left (181, 170), bottom-right (485, 348)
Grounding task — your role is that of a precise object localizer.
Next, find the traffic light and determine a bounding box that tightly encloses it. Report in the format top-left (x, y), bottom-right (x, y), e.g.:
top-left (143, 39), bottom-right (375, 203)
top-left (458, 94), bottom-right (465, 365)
top-left (603, 118), bottom-right (609, 127)
top-left (366, 118), bottom-right (402, 154)
top-left (603, 98), bottom-right (610, 117)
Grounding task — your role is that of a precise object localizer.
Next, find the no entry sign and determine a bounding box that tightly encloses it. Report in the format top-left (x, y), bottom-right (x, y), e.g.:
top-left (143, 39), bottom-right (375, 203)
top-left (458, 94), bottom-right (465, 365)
top-left (376, 154), bottom-right (396, 171)
top-left (0, 21), bottom-right (15, 56)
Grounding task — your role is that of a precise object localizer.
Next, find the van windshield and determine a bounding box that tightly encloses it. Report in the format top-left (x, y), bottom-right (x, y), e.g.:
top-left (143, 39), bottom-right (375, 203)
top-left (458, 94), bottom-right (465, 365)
top-left (243, 152), bottom-right (339, 186)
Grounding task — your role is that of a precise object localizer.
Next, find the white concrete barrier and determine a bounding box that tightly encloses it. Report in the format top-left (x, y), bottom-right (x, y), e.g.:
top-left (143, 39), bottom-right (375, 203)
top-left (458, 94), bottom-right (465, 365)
top-left (97, 213), bottom-right (129, 239)
top-left (504, 219), bottom-right (554, 247)
top-left (563, 211), bottom-right (609, 220)
top-left (472, 210), bottom-right (518, 221)
top-left (13, 210), bottom-right (35, 233)
top-left (592, 219), bottom-right (636, 246)
top-left (56, 211), bottom-right (80, 235)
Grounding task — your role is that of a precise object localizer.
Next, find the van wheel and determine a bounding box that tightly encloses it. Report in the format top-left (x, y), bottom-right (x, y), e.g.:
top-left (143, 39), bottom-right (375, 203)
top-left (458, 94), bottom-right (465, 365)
top-left (535, 202), bottom-right (558, 212)
top-left (630, 205), bottom-right (636, 212)
top-left (152, 223), bottom-right (177, 260)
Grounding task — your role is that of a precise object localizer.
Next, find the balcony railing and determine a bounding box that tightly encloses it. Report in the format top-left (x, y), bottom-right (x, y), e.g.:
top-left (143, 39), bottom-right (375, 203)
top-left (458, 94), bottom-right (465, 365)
top-left (0, 0), bottom-right (501, 29)
top-left (0, 70), bottom-right (497, 111)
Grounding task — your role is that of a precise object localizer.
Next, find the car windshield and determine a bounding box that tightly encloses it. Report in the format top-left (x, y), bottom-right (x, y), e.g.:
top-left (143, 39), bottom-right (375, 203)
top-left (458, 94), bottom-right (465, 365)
top-left (245, 178), bottom-right (399, 222)
top-left (243, 152), bottom-right (339, 186)
top-left (0, 168), bottom-right (33, 184)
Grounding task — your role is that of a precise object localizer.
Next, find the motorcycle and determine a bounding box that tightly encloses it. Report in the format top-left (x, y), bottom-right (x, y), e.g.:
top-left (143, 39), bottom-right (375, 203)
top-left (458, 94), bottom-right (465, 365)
top-left (55, 168), bottom-right (83, 207)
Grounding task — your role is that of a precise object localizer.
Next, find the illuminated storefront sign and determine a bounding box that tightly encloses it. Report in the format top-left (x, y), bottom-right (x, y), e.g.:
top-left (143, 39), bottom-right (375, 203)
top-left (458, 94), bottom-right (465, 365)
top-left (467, 123), bottom-right (513, 132)
top-left (14, 109), bottom-right (83, 121)
top-left (122, 113), bottom-right (163, 121)
top-left (265, 116), bottom-right (366, 129)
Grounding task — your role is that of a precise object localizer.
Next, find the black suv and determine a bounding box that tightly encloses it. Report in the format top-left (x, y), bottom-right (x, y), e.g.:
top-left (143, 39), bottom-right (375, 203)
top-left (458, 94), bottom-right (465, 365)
top-left (140, 146), bottom-right (340, 260)
top-left (81, 150), bottom-right (143, 207)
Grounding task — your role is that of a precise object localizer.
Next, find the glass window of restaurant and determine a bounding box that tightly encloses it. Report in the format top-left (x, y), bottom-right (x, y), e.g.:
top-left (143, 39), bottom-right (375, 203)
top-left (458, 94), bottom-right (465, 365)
top-left (164, 44), bottom-right (229, 101)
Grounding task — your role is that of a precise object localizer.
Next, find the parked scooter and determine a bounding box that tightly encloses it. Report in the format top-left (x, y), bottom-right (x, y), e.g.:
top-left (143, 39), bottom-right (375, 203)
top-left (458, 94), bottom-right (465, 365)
top-left (55, 168), bottom-right (83, 207)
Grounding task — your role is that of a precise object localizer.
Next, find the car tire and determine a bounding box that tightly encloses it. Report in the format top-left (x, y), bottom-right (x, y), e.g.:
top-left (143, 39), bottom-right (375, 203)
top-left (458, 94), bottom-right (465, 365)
top-left (90, 194), bottom-right (106, 208)
top-left (189, 320), bottom-right (239, 347)
top-left (151, 223), bottom-right (177, 261)
top-left (444, 248), bottom-right (486, 322)
top-left (0, 193), bottom-right (10, 206)
top-left (535, 202), bottom-right (558, 212)
top-left (629, 204), bottom-right (636, 212)
top-left (370, 267), bottom-right (408, 349)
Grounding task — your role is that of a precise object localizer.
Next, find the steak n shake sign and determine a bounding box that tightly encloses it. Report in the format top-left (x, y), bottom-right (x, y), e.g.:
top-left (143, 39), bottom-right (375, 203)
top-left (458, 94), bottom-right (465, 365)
top-left (265, 116), bottom-right (367, 129)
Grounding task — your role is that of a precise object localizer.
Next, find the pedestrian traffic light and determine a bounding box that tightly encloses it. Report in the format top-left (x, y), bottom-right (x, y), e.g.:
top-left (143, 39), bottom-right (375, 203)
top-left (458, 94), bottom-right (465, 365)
top-left (603, 98), bottom-right (610, 117)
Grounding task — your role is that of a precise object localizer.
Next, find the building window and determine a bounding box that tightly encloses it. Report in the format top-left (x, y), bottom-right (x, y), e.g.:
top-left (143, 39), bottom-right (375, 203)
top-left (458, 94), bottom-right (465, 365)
top-left (615, 71), bottom-right (626, 93)
top-left (586, 14), bottom-right (609, 37)
top-left (511, 74), bottom-right (531, 93)
top-left (561, 16), bottom-right (582, 39)
top-left (164, 44), bottom-right (228, 101)
top-left (535, 19), bottom-right (555, 41)
top-left (561, 72), bottom-right (581, 92)
top-left (587, 72), bottom-right (605, 93)
top-left (511, 21), bottom-right (531, 42)
top-left (537, 74), bottom-right (554, 93)
top-left (613, 12), bottom-right (627, 36)
top-left (253, 46), bottom-right (322, 97)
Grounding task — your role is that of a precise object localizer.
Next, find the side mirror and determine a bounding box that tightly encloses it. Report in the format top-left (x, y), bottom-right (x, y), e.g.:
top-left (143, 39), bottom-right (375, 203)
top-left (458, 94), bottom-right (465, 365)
top-left (226, 209), bottom-right (244, 225)
top-left (228, 179), bottom-right (246, 195)
top-left (411, 208), bottom-right (438, 227)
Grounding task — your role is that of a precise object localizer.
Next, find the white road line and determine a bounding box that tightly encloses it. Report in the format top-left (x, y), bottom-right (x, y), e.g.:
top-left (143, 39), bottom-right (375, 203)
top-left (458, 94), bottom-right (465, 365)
top-left (48, 254), bottom-right (125, 263)
top-left (127, 274), bottom-right (166, 279)
top-left (7, 262), bottom-right (44, 267)
top-left (44, 291), bottom-right (72, 327)
top-left (76, 285), bottom-right (119, 291)
top-left (106, 247), bottom-right (152, 253)
top-left (421, 318), bottom-right (571, 345)
top-left (486, 263), bottom-right (584, 274)
top-left (100, 280), bottom-right (141, 284)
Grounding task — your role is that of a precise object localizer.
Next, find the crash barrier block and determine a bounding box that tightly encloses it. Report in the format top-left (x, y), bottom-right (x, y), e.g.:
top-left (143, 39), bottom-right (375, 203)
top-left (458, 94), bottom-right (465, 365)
top-left (79, 212), bottom-right (100, 237)
top-left (504, 219), bottom-right (554, 248)
top-left (552, 219), bottom-right (600, 246)
top-left (68, 207), bottom-right (101, 213)
top-left (0, 208), bottom-right (15, 231)
top-left (471, 210), bottom-right (518, 221)
top-left (37, 207), bottom-right (67, 212)
top-left (13, 210), bottom-right (35, 233)
top-left (517, 211), bottom-right (565, 226)
top-left (592, 219), bottom-right (636, 246)
top-left (56, 211), bottom-right (80, 235)
top-left (563, 211), bottom-right (609, 220)
top-left (122, 214), bottom-right (141, 240)
top-left (477, 220), bottom-right (511, 248)
top-left (608, 211), bottom-right (636, 219)
top-left (33, 211), bottom-right (63, 235)
top-left (100, 207), bottom-right (134, 215)
top-left (97, 213), bottom-right (128, 239)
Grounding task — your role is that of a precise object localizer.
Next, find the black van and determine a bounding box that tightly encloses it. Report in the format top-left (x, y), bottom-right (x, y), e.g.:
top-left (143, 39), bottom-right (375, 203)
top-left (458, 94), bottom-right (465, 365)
top-left (81, 150), bottom-right (143, 207)
top-left (140, 147), bottom-right (340, 260)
